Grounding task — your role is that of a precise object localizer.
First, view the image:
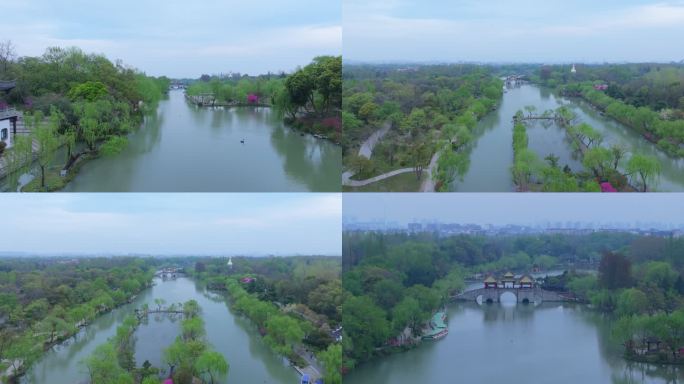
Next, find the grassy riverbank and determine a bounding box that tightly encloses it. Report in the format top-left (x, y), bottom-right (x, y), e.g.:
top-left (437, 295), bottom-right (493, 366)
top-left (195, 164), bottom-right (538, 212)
top-left (20, 151), bottom-right (95, 192)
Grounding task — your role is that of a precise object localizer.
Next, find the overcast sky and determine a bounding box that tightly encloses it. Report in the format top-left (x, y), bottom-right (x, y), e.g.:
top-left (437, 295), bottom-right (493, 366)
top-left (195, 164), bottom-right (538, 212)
top-left (344, 0), bottom-right (684, 63)
top-left (343, 193), bottom-right (684, 226)
top-left (1, 0), bottom-right (341, 78)
top-left (1, 194), bottom-right (341, 256)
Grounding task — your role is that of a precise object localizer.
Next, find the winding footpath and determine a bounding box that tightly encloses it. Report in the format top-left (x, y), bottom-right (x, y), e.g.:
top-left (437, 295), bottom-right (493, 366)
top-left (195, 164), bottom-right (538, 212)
top-left (344, 167), bottom-right (415, 187)
top-left (358, 122), bottom-right (391, 158)
top-left (420, 150), bottom-right (442, 192)
top-left (343, 121), bottom-right (440, 191)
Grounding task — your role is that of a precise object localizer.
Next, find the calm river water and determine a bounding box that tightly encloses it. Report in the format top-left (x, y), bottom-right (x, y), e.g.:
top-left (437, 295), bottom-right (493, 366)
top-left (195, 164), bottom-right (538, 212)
top-left (61, 90), bottom-right (341, 192)
top-left (22, 277), bottom-right (299, 384)
top-left (451, 83), bottom-right (684, 191)
top-left (346, 299), bottom-right (683, 384)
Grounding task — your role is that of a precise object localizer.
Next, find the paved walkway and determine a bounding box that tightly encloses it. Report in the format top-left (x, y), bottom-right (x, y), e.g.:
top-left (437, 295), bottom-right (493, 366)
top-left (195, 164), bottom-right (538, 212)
top-left (344, 167), bottom-right (415, 187)
top-left (294, 346), bottom-right (323, 382)
top-left (420, 149), bottom-right (442, 192)
top-left (342, 121), bottom-right (447, 191)
top-left (342, 121), bottom-right (397, 187)
top-left (358, 121), bottom-right (391, 159)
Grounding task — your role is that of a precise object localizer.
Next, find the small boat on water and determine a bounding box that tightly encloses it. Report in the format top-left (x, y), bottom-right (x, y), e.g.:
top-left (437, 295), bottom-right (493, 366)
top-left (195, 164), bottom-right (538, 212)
top-left (422, 310), bottom-right (448, 340)
top-left (422, 327), bottom-right (448, 340)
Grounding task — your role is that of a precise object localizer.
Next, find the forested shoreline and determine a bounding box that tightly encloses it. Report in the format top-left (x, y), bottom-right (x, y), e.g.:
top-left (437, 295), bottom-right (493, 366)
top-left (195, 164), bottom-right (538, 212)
top-left (188, 256), bottom-right (342, 384)
top-left (0, 257), bottom-right (156, 380)
top-left (185, 56), bottom-right (342, 143)
top-left (532, 63), bottom-right (684, 158)
top-left (0, 44), bottom-right (169, 192)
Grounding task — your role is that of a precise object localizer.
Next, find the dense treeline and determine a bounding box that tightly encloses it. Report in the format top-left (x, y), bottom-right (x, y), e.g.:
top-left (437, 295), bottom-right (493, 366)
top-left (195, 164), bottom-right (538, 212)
top-left (536, 64), bottom-right (684, 111)
top-left (192, 256), bottom-right (341, 323)
top-left (186, 76), bottom-right (284, 105)
top-left (189, 256), bottom-right (342, 384)
top-left (0, 257), bottom-right (155, 377)
top-left (187, 56), bottom-right (342, 141)
top-left (343, 231), bottom-right (643, 271)
top-left (533, 63), bottom-right (684, 157)
top-left (0, 43), bottom-right (169, 191)
top-left (557, 247), bottom-right (684, 364)
top-left (343, 64), bottom-right (503, 190)
top-left (341, 230), bottom-right (684, 369)
top-left (342, 245), bottom-right (464, 369)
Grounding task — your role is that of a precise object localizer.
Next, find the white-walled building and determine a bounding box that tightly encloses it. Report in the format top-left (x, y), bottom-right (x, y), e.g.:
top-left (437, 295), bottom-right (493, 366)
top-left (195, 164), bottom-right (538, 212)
top-left (1, 80), bottom-right (18, 149)
top-left (0, 116), bottom-right (12, 149)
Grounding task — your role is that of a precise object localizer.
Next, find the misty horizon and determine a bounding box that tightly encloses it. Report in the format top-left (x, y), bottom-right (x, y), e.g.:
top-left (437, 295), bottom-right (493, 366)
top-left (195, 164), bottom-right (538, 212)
top-left (343, 59), bottom-right (684, 66)
top-left (343, 193), bottom-right (684, 228)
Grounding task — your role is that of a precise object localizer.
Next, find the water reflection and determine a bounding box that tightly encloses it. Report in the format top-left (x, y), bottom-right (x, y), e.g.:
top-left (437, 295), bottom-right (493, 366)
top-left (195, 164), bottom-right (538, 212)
top-left (62, 90), bottom-right (341, 191)
top-left (23, 278), bottom-right (299, 384)
top-left (346, 302), bottom-right (683, 384)
top-left (450, 84), bottom-right (684, 191)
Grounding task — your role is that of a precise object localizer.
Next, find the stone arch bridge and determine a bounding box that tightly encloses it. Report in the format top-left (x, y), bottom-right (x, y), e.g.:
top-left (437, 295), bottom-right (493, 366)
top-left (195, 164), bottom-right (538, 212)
top-left (452, 286), bottom-right (571, 304)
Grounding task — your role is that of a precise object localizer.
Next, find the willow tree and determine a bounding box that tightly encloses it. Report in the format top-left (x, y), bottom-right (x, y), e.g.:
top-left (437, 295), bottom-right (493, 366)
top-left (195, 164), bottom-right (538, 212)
top-left (195, 350), bottom-right (229, 384)
top-left (582, 147), bottom-right (613, 179)
top-left (31, 110), bottom-right (61, 189)
top-left (83, 343), bottom-right (133, 384)
top-left (626, 154), bottom-right (661, 192)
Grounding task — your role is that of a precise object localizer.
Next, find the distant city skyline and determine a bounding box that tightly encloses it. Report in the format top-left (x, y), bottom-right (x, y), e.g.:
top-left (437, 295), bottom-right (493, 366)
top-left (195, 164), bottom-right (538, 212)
top-left (1, 0), bottom-right (341, 78)
top-left (1, 194), bottom-right (341, 256)
top-left (343, 193), bottom-right (684, 227)
top-left (344, 0), bottom-right (684, 63)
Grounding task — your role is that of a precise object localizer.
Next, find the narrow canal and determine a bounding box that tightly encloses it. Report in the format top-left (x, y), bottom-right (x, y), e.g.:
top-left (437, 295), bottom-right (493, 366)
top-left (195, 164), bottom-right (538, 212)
top-left (61, 90), bottom-right (341, 192)
top-left (345, 299), bottom-right (683, 384)
top-left (21, 277), bottom-right (299, 384)
top-left (451, 83), bottom-right (684, 191)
